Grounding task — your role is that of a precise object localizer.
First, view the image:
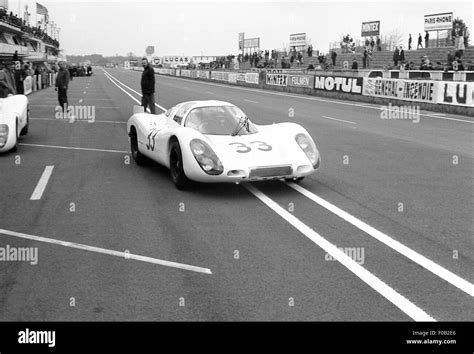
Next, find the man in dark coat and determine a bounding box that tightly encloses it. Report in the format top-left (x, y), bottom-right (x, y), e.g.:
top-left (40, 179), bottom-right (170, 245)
top-left (398, 46), bottom-right (405, 66)
top-left (55, 61), bottom-right (70, 112)
top-left (331, 50), bottom-right (337, 66)
top-left (393, 47), bottom-right (400, 66)
top-left (140, 58), bottom-right (156, 114)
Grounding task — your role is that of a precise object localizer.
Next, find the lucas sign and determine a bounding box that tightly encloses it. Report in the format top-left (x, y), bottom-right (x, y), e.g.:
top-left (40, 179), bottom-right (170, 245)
top-left (424, 12), bottom-right (453, 31)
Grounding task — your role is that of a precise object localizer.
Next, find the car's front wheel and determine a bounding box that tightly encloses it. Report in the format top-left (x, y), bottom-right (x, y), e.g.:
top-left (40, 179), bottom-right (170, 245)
top-left (169, 140), bottom-right (190, 190)
top-left (130, 127), bottom-right (146, 165)
top-left (285, 177), bottom-right (304, 183)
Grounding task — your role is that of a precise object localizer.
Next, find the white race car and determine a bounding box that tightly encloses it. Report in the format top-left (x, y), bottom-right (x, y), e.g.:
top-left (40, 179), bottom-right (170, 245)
top-left (0, 95), bottom-right (29, 153)
top-left (127, 100), bottom-right (320, 189)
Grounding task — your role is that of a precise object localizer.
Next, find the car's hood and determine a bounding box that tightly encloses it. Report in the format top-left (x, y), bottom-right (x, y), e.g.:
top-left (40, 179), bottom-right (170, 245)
top-left (204, 129), bottom-right (299, 167)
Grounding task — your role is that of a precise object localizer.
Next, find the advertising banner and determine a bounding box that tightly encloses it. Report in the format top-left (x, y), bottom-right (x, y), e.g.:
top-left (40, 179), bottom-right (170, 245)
top-left (288, 75), bottom-right (313, 88)
top-left (266, 73), bottom-right (288, 86)
top-left (244, 38), bottom-right (260, 49)
top-left (361, 21), bottom-right (380, 37)
top-left (162, 56), bottom-right (191, 64)
top-left (363, 78), bottom-right (437, 103)
top-left (315, 76), bottom-right (364, 94)
top-left (289, 33), bottom-right (306, 47)
top-left (228, 73), bottom-right (237, 83)
top-left (196, 70), bottom-right (210, 79)
top-left (211, 71), bottom-right (230, 81)
top-left (245, 73), bottom-right (259, 84)
top-left (437, 81), bottom-right (474, 107)
top-left (424, 12), bottom-right (453, 31)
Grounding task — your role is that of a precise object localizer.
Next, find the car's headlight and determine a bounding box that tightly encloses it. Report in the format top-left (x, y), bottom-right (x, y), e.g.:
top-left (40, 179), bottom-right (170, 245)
top-left (0, 124), bottom-right (8, 148)
top-left (295, 133), bottom-right (319, 169)
top-left (190, 139), bottom-right (224, 175)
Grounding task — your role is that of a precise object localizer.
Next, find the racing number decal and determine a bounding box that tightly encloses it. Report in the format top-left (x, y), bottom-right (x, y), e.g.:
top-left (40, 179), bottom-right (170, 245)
top-left (229, 141), bottom-right (272, 153)
top-left (250, 141), bottom-right (272, 152)
top-left (229, 142), bottom-right (251, 153)
top-left (146, 128), bottom-right (159, 151)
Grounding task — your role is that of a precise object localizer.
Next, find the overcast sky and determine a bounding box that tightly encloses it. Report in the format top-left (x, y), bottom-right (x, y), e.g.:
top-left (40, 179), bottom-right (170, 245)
top-left (8, 0), bottom-right (474, 57)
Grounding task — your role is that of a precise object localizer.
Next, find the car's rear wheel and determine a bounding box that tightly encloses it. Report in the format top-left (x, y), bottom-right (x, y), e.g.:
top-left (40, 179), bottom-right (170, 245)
top-left (169, 140), bottom-right (190, 190)
top-left (130, 127), bottom-right (146, 165)
top-left (20, 109), bottom-right (29, 136)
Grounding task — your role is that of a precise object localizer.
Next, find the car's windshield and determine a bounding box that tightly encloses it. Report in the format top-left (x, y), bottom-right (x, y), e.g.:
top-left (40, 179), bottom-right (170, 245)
top-left (184, 105), bottom-right (258, 135)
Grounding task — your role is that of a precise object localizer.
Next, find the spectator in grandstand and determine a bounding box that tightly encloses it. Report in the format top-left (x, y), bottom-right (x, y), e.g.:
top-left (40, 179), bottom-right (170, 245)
top-left (393, 47), bottom-right (399, 66)
top-left (420, 56), bottom-right (432, 70)
top-left (370, 37), bottom-right (375, 51)
top-left (351, 58), bottom-right (358, 70)
top-left (446, 50), bottom-right (455, 69)
top-left (331, 50), bottom-right (337, 66)
top-left (376, 36), bottom-right (381, 51)
top-left (290, 55), bottom-right (294, 66)
top-left (398, 46), bottom-right (405, 67)
top-left (307, 64), bottom-right (315, 70)
top-left (307, 45), bottom-right (313, 57)
top-left (365, 37), bottom-right (370, 48)
top-left (140, 57), bottom-right (156, 114)
top-left (13, 51), bottom-right (18, 62)
top-left (408, 34), bottom-right (412, 50)
top-left (456, 33), bottom-right (465, 57)
top-left (363, 48), bottom-right (369, 68)
top-left (425, 31), bottom-right (429, 48)
top-left (297, 52), bottom-right (303, 66)
top-left (417, 33), bottom-right (423, 48)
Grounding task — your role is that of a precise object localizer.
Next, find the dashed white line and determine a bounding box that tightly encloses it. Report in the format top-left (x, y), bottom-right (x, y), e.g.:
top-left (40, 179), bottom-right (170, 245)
top-left (19, 143), bottom-right (128, 154)
top-left (0, 228), bottom-right (212, 274)
top-left (244, 99), bottom-right (259, 103)
top-left (30, 166), bottom-right (54, 200)
top-left (321, 115), bottom-right (357, 125)
top-left (286, 182), bottom-right (474, 297)
top-left (245, 184), bottom-right (435, 321)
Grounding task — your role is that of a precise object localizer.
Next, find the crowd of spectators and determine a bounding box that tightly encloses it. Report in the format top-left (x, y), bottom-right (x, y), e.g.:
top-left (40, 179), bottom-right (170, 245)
top-left (238, 50), bottom-right (279, 68)
top-left (0, 8), bottom-right (59, 47)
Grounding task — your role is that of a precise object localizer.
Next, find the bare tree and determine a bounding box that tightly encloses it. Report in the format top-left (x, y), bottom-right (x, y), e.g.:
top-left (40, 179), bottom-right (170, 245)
top-left (386, 29), bottom-right (404, 51)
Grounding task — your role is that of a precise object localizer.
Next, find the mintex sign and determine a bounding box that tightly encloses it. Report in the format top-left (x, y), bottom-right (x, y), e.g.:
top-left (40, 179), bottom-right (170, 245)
top-left (361, 21), bottom-right (380, 37)
top-left (424, 12), bottom-right (453, 31)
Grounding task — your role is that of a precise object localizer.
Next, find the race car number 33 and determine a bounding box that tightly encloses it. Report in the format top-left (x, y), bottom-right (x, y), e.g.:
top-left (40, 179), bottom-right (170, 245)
top-left (229, 141), bottom-right (272, 153)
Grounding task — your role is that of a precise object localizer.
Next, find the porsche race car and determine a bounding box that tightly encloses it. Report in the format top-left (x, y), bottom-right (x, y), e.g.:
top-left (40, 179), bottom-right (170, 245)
top-left (126, 100), bottom-right (320, 189)
top-left (0, 94), bottom-right (29, 153)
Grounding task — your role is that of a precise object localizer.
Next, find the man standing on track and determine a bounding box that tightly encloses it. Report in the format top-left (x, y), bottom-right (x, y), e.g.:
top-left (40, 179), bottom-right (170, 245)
top-left (140, 57), bottom-right (156, 114)
top-left (55, 61), bottom-right (70, 113)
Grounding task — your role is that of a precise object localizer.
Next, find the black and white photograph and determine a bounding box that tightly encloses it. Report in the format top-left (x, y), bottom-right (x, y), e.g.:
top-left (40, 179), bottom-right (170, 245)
top-left (0, 0), bottom-right (472, 352)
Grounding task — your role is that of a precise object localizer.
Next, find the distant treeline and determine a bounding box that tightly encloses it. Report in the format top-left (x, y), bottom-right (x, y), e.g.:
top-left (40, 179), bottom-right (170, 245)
top-left (65, 54), bottom-right (142, 65)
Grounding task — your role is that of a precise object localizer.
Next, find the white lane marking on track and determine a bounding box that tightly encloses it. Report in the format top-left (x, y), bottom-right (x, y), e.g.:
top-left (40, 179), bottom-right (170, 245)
top-left (30, 166), bottom-right (54, 200)
top-left (79, 99), bottom-right (83, 103)
top-left (244, 99), bottom-right (259, 103)
top-left (103, 71), bottom-right (143, 106)
top-left (29, 105), bottom-right (117, 109)
top-left (244, 184), bottom-right (435, 321)
top-left (30, 117), bottom-right (126, 124)
top-left (139, 72), bottom-right (474, 124)
top-left (83, 91), bottom-right (87, 94)
top-left (19, 143), bottom-right (128, 154)
top-left (321, 115), bottom-right (357, 125)
top-left (205, 91), bottom-right (215, 94)
top-left (103, 70), bottom-right (167, 111)
top-left (0, 229), bottom-right (212, 274)
top-left (286, 182), bottom-right (474, 297)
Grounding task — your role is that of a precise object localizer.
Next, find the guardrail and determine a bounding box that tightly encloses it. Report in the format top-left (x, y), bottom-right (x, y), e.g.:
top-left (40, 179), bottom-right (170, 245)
top-left (129, 67), bottom-right (473, 114)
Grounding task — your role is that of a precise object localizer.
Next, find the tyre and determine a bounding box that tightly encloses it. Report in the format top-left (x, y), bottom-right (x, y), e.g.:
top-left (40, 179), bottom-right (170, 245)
top-left (285, 177), bottom-right (304, 183)
top-left (169, 140), bottom-right (190, 190)
top-left (130, 127), bottom-right (147, 165)
top-left (20, 109), bottom-right (29, 136)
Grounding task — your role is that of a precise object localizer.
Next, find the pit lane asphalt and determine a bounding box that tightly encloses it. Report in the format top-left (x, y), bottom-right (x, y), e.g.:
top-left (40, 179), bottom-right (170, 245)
top-left (0, 68), bottom-right (472, 321)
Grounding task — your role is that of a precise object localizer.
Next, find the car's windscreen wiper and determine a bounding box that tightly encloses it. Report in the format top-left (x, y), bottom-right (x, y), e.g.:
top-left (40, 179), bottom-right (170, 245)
top-left (231, 116), bottom-right (249, 136)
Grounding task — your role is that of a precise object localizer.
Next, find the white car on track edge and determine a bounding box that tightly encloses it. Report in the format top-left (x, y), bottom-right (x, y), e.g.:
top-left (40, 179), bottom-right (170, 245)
top-left (127, 100), bottom-right (320, 189)
top-left (0, 95), bottom-right (29, 153)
